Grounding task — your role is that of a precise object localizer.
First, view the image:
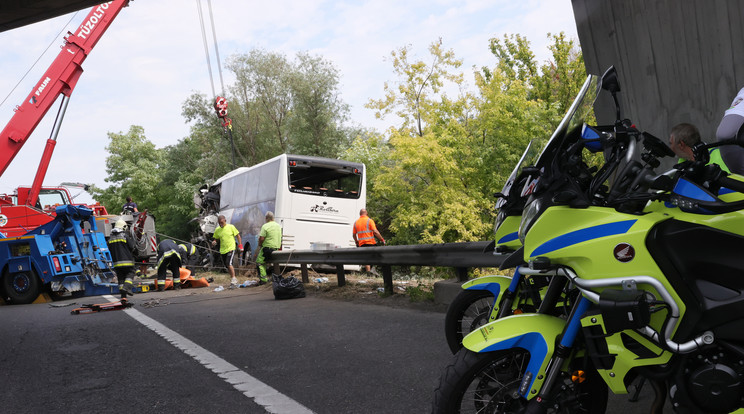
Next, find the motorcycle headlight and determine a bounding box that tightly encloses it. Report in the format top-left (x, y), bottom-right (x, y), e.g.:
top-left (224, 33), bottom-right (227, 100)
top-left (518, 198), bottom-right (542, 243)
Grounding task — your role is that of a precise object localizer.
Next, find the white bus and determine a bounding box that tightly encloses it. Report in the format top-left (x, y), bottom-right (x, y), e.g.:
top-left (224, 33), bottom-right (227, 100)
top-left (196, 154), bottom-right (366, 265)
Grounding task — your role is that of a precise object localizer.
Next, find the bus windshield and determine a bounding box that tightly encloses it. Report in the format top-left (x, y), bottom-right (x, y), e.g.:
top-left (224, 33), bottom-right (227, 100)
top-left (288, 158), bottom-right (363, 199)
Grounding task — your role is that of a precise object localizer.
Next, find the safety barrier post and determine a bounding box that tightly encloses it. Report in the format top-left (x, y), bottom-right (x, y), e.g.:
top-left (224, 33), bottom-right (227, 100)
top-left (382, 265), bottom-right (393, 295)
top-left (300, 264), bottom-right (309, 283)
top-left (336, 265), bottom-right (345, 287)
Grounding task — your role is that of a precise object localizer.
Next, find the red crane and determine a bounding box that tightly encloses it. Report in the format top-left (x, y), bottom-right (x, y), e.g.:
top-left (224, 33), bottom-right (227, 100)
top-left (0, 0), bottom-right (130, 207)
top-left (0, 0), bottom-right (130, 236)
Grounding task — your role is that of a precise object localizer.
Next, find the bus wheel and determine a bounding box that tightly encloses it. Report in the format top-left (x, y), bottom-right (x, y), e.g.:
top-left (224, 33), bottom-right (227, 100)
top-left (3, 269), bottom-right (41, 304)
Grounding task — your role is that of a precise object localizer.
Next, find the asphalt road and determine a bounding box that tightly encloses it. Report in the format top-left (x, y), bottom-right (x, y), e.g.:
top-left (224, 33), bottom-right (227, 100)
top-left (0, 286), bottom-right (673, 413)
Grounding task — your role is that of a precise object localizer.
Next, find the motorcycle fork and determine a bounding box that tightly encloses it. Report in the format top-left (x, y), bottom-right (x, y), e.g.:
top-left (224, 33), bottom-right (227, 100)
top-left (496, 267), bottom-right (524, 318)
top-left (526, 295), bottom-right (592, 411)
top-left (537, 275), bottom-right (567, 314)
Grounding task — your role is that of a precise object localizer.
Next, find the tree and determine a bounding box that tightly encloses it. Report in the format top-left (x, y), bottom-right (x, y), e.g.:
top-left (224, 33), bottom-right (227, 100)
top-left (487, 32), bottom-right (586, 114)
top-left (224, 49), bottom-right (351, 160)
top-left (289, 52), bottom-right (351, 157)
top-left (367, 33), bottom-right (585, 245)
top-left (227, 50), bottom-right (293, 153)
top-left (91, 125), bottom-right (204, 240)
top-left (367, 40), bottom-right (490, 244)
top-left (91, 125), bottom-right (162, 215)
top-left (339, 128), bottom-right (391, 233)
top-left (533, 32), bottom-right (586, 114)
top-left (366, 38), bottom-right (463, 137)
top-left (486, 34), bottom-right (537, 84)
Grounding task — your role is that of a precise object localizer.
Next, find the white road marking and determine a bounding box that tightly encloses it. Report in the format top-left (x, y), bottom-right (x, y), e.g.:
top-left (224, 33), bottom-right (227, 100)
top-left (104, 295), bottom-right (313, 414)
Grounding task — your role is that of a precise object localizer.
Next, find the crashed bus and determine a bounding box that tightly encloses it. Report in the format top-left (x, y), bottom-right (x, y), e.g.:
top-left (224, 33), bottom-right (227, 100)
top-left (194, 154), bottom-right (366, 267)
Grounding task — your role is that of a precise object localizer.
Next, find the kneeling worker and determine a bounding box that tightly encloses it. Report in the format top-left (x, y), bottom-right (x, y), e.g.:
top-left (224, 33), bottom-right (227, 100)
top-left (109, 219), bottom-right (136, 299)
top-left (157, 239), bottom-right (183, 291)
top-left (178, 242), bottom-right (200, 275)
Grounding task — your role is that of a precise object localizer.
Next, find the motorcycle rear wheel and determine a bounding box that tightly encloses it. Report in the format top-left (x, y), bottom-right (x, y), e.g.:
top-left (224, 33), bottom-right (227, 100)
top-left (433, 348), bottom-right (607, 414)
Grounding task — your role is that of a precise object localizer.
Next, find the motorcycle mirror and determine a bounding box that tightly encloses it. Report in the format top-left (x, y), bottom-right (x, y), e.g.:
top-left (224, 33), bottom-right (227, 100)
top-left (601, 66), bottom-right (622, 121)
top-left (600, 66), bottom-right (621, 94)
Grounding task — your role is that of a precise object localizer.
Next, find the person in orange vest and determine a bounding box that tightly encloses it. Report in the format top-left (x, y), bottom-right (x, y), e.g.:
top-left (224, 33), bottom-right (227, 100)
top-left (352, 208), bottom-right (385, 273)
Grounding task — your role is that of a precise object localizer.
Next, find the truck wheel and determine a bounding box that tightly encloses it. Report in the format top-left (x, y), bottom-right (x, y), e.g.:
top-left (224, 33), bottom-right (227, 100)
top-left (3, 270), bottom-right (40, 304)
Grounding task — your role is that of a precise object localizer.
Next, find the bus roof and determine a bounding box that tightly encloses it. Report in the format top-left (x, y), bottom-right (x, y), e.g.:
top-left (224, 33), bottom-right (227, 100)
top-left (212, 154), bottom-right (364, 186)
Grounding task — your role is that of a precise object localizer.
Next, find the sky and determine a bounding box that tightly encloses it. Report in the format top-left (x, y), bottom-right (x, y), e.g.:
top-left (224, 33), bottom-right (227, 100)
top-left (0, 0), bottom-right (579, 203)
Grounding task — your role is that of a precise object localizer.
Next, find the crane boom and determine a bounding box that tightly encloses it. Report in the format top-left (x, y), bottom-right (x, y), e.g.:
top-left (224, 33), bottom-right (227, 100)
top-left (0, 0), bottom-right (130, 205)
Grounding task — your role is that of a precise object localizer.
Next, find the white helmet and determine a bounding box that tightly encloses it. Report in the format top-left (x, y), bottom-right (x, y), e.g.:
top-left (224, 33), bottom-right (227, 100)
top-left (114, 219), bottom-right (128, 230)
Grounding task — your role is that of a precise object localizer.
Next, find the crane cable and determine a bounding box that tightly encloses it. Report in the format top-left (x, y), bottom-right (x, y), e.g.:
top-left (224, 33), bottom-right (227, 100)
top-left (195, 0), bottom-right (226, 98)
top-left (196, 0), bottom-right (236, 168)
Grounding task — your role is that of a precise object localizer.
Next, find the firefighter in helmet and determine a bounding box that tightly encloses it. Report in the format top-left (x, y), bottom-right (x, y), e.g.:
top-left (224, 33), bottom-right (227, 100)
top-left (156, 239), bottom-right (183, 291)
top-left (109, 219), bottom-right (136, 298)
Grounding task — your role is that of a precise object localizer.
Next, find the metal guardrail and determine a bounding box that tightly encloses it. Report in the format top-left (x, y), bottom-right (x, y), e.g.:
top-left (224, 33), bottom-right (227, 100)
top-left (267, 241), bottom-right (508, 294)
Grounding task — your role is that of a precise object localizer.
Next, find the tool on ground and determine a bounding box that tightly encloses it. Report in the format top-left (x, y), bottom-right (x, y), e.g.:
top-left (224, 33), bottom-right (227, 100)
top-left (71, 299), bottom-right (133, 315)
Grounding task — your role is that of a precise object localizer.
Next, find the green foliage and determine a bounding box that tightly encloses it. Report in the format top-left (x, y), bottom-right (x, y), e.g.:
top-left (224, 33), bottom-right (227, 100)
top-left (225, 49), bottom-right (352, 160)
top-left (90, 125), bottom-right (162, 216)
top-left (367, 33), bottom-right (586, 245)
top-left (406, 284), bottom-right (435, 303)
top-left (89, 125), bottom-right (201, 240)
top-left (366, 38), bottom-right (463, 137)
top-left (339, 128), bottom-right (391, 233)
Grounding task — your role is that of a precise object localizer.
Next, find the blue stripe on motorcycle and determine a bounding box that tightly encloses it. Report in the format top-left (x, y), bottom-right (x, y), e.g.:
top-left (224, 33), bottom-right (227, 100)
top-left (497, 232), bottom-right (519, 244)
top-left (530, 219), bottom-right (637, 257)
top-left (719, 187), bottom-right (735, 195)
top-left (482, 332), bottom-right (548, 397)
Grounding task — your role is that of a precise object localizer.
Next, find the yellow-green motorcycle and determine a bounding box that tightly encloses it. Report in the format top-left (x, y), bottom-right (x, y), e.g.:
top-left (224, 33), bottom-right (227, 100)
top-left (434, 67), bottom-right (744, 413)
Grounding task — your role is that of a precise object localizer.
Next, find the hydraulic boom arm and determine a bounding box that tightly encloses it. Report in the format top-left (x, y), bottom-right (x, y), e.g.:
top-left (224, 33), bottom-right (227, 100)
top-left (0, 0), bottom-right (130, 206)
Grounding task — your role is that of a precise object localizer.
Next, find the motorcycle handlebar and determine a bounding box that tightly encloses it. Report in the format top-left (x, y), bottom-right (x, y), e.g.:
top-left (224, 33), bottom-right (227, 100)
top-left (718, 176), bottom-right (744, 194)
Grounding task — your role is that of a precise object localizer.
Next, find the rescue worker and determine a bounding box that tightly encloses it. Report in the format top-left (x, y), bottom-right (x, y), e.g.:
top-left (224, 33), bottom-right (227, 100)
top-left (211, 215), bottom-right (242, 286)
top-left (109, 219), bottom-right (135, 299)
top-left (716, 87), bottom-right (744, 174)
top-left (670, 122), bottom-right (731, 171)
top-left (122, 196), bottom-right (138, 214)
top-left (253, 211), bottom-right (282, 285)
top-left (669, 123), bottom-right (699, 161)
top-left (156, 239), bottom-right (182, 291)
top-left (178, 242), bottom-right (200, 276)
top-left (352, 208), bottom-right (385, 273)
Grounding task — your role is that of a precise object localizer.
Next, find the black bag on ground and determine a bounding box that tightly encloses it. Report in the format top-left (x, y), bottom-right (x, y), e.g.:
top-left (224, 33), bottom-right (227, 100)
top-left (272, 274), bottom-right (306, 300)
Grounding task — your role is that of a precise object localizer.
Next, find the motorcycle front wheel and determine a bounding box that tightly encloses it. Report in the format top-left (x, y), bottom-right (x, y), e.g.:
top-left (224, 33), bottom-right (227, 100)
top-left (444, 289), bottom-right (495, 353)
top-left (433, 348), bottom-right (607, 414)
